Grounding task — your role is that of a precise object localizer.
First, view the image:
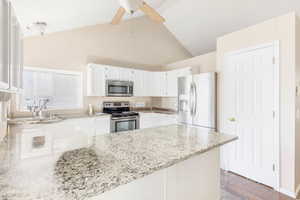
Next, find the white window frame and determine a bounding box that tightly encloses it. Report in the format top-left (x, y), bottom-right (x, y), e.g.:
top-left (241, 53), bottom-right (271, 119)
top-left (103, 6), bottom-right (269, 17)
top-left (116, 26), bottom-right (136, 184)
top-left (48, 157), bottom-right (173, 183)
top-left (17, 66), bottom-right (83, 111)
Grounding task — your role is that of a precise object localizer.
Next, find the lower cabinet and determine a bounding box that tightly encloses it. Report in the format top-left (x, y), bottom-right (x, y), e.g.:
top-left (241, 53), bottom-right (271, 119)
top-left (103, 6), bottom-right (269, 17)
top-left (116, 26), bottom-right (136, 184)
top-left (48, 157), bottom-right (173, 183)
top-left (10, 114), bottom-right (176, 159)
top-left (10, 116), bottom-right (111, 158)
top-left (139, 113), bottom-right (178, 129)
top-left (94, 116), bottom-right (111, 135)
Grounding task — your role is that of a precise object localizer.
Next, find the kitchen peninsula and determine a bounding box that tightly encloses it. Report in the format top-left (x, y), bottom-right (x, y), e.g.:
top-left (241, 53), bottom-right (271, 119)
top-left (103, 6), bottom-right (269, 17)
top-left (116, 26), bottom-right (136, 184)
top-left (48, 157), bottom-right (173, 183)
top-left (0, 124), bottom-right (237, 200)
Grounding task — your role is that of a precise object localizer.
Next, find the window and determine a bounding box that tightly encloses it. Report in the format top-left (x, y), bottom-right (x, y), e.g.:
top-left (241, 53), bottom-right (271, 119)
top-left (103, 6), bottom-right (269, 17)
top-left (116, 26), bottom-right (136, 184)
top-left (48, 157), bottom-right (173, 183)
top-left (19, 67), bottom-right (83, 110)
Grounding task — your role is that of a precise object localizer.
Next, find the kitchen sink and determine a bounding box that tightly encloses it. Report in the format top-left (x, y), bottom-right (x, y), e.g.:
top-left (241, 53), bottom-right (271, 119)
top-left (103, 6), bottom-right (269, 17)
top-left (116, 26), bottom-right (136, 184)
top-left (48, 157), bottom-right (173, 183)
top-left (8, 115), bottom-right (65, 125)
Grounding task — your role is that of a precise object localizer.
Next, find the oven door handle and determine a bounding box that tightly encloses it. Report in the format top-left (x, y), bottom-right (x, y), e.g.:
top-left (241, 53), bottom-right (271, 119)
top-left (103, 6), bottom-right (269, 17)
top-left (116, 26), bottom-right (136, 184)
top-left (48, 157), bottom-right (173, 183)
top-left (111, 117), bottom-right (139, 122)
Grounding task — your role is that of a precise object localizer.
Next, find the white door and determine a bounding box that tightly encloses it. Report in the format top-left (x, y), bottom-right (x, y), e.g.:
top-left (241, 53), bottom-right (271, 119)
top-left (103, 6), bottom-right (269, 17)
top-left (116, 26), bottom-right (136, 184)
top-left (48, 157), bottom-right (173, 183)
top-left (222, 43), bottom-right (278, 188)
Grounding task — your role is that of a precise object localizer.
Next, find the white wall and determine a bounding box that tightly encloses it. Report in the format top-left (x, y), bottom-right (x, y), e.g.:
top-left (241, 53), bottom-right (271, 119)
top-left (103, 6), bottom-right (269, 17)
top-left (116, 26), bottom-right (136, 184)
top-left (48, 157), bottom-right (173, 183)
top-left (217, 12), bottom-right (297, 195)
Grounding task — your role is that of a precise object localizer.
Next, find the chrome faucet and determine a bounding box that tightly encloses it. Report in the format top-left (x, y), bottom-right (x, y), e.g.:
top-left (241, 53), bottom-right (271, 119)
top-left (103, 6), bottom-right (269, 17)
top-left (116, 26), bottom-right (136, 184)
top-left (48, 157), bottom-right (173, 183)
top-left (26, 98), bottom-right (50, 118)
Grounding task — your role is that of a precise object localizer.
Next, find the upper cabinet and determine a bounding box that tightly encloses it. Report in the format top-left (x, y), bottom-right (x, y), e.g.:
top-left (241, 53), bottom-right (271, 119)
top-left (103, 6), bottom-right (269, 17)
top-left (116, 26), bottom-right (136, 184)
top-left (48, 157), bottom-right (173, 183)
top-left (166, 68), bottom-right (192, 97)
top-left (0, 0), bottom-right (10, 90)
top-left (86, 63), bottom-right (192, 97)
top-left (87, 64), bottom-right (106, 96)
top-left (0, 0), bottom-right (23, 93)
top-left (10, 5), bottom-right (23, 91)
top-left (152, 72), bottom-right (167, 97)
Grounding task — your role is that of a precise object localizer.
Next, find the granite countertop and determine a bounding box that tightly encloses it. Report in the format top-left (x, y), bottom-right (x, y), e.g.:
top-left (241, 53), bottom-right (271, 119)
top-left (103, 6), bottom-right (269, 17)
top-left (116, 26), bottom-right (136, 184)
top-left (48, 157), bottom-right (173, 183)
top-left (0, 124), bottom-right (237, 200)
top-left (7, 113), bottom-right (111, 125)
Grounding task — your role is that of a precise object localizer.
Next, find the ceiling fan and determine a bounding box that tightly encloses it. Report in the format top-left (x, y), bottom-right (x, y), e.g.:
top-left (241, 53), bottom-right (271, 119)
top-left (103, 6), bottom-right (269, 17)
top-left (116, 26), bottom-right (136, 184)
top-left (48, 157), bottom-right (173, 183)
top-left (111, 0), bottom-right (165, 25)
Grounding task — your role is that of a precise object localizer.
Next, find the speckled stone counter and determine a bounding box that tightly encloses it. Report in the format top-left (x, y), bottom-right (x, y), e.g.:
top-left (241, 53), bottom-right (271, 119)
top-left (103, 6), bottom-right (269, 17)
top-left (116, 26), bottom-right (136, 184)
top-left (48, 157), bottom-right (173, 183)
top-left (0, 124), bottom-right (237, 200)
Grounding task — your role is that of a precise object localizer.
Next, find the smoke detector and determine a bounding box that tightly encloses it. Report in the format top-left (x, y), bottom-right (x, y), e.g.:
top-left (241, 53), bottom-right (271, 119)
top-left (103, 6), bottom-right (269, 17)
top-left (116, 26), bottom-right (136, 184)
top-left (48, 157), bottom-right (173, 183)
top-left (26, 22), bottom-right (47, 36)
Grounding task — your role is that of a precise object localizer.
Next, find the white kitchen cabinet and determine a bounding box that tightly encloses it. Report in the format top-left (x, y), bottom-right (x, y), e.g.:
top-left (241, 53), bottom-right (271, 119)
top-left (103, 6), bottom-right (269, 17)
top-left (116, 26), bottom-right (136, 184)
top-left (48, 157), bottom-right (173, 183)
top-left (94, 116), bottom-right (110, 135)
top-left (87, 64), bottom-right (106, 96)
top-left (104, 66), bottom-right (134, 82)
top-left (10, 7), bottom-right (22, 92)
top-left (0, 0), bottom-right (23, 93)
top-left (119, 67), bottom-right (134, 81)
top-left (166, 70), bottom-right (177, 97)
top-left (10, 116), bottom-right (111, 157)
top-left (139, 113), bottom-right (178, 129)
top-left (86, 63), bottom-right (191, 97)
top-left (166, 67), bottom-right (192, 97)
top-left (133, 69), bottom-right (145, 96)
top-left (151, 72), bottom-right (167, 97)
top-left (105, 66), bottom-right (120, 80)
top-left (0, 0), bottom-right (10, 90)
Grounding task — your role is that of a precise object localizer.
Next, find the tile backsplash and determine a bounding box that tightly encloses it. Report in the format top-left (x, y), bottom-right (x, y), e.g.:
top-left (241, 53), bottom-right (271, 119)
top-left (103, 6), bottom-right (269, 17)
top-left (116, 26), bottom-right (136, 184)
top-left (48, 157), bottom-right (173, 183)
top-left (151, 97), bottom-right (177, 111)
top-left (85, 96), bottom-right (177, 112)
top-left (84, 96), bottom-right (153, 112)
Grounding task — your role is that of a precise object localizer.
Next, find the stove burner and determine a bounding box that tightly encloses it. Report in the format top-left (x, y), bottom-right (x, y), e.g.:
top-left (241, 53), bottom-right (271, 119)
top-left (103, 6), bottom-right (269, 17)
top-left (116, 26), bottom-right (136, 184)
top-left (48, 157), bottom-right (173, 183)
top-left (103, 102), bottom-right (139, 118)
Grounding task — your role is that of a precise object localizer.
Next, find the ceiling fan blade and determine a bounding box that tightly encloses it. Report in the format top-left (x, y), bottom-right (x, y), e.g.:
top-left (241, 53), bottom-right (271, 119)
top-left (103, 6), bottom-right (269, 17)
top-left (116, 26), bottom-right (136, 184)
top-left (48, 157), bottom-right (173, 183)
top-left (139, 2), bottom-right (165, 23)
top-left (111, 7), bottom-right (126, 25)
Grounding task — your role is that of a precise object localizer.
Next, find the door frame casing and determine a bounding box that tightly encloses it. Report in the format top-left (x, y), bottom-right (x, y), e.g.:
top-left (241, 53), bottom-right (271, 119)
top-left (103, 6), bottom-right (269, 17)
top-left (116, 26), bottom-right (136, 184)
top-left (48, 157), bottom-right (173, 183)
top-left (222, 41), bottom-right (280, 191)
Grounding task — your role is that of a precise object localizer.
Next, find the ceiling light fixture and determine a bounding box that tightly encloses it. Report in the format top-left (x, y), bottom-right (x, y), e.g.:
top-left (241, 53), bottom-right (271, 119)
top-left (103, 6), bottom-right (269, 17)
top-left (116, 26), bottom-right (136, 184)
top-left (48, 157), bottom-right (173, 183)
top-left (26, 22), bottom-right (47, 36)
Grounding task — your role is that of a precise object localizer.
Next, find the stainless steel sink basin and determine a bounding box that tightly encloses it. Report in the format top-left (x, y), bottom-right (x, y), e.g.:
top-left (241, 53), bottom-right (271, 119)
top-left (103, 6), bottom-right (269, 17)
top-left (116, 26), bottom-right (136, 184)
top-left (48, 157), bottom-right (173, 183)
top-left (8, 116), bottom-right (65, 125)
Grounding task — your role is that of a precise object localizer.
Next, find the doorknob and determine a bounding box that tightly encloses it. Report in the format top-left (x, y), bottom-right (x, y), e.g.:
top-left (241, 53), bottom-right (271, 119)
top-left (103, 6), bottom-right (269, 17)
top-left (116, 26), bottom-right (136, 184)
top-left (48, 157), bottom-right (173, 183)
top-left (228, 117), bottom-right (236, 122)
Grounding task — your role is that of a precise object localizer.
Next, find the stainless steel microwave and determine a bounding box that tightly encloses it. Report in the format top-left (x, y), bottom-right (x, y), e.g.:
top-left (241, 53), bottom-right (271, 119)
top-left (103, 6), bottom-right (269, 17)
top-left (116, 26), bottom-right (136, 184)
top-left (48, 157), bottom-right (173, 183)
top-left (106, 80), bottom-right (134, 97)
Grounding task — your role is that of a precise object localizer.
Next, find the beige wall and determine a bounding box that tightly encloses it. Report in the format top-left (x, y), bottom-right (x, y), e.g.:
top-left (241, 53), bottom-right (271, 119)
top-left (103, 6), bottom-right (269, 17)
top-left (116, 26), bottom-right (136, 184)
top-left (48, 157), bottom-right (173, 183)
top-left (165, 51), bottom-right (216, 73)
top-left (23, 16), bottom-right (191, 71)
top-left (217, 12), bottom-right (297, 194)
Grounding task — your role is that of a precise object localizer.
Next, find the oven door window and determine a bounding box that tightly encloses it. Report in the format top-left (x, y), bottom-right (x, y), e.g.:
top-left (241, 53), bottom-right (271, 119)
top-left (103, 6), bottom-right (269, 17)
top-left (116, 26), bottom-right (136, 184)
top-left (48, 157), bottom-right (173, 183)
top-left (108, 85), bottom-right (128, 94)
top-left (115, 120), bottom-right (136, 132)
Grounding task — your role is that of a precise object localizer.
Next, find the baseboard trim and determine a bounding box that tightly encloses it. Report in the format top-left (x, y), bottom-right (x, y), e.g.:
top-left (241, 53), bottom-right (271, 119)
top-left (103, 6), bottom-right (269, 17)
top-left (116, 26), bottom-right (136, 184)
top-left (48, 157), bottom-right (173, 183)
top-left (279, 188), bottom-right (296, 198)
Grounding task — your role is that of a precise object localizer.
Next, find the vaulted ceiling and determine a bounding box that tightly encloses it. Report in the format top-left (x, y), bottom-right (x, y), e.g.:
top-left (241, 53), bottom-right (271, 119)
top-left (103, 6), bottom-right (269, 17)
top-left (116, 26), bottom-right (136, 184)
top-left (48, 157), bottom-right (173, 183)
top-left (11, 0), bottom-right (300, 56)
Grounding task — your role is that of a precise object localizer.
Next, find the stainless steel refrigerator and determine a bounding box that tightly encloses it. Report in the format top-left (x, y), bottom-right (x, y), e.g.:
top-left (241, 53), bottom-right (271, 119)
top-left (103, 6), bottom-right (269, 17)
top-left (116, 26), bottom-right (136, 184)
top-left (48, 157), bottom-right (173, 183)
top-left (178, 72), bottom-right (216, 130)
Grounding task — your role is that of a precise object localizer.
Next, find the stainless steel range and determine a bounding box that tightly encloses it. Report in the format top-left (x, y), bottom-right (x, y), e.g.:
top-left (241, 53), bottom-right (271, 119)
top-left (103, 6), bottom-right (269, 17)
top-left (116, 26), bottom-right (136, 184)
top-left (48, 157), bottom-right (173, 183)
top-left (103, 102), bottom-right (139, 133)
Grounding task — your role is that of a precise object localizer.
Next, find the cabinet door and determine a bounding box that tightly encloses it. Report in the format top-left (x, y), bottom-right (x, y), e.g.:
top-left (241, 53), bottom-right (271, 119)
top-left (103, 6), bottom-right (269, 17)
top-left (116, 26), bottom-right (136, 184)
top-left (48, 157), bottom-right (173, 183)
top-left (134, 69), bottom-right (144, 97)
top-left (161, 72), bottom-right (167, 97)
top-left (94, 116), bottom-right (110, 135)
top-left (143, 71), bottom-right (153, 96)
top-left (119, 68), bottom-right (134, 81)
top-left (166, 70), bottom-right (177, 97)
top-left (0, 0), bottom-right (10, 90)
top-left (87, 64), bottom-right (105, 96)
top-left (105, 66), bottom-right (120, 80)
top-left (152, 72), bottom-right (166, 97)
top-left (10, 7), bottom-right (21, 91)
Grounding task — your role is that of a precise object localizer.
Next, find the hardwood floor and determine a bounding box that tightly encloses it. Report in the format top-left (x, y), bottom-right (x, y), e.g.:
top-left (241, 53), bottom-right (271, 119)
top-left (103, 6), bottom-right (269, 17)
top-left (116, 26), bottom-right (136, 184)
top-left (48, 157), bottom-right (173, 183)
top-left (221, 170), bottom-right (296, 200)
